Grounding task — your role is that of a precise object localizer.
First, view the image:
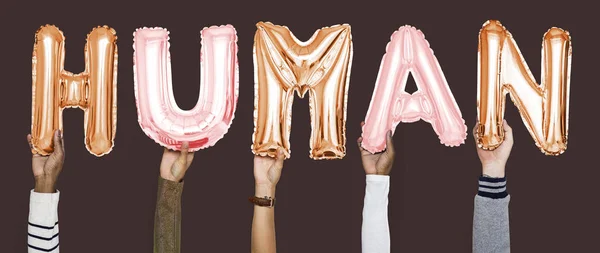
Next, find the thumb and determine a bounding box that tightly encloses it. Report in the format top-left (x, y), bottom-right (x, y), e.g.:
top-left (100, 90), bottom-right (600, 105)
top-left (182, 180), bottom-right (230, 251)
top-left (384, 130), bottom-right (395, 155)
top-left (172, 142), bottom-right (191, 181)
top-left (176, 142), bottom-right (190, 164)
top-left (357, 136), bottom-right (371, 155)
top-left (51, 130), bottom-right (64, 157)
top-left (502, 120), bottom-right (514, 143)
top-left (27, 134), bottom-right (37, 155)
top-left (472, 121), bottom-right (479, 140)
top-left (273, 148), bottom-right (285, 170)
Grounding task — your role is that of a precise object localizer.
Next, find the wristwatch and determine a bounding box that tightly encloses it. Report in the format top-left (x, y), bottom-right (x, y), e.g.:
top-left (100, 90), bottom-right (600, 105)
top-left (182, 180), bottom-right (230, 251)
top-left (249, 196), bottom-right (275, 207)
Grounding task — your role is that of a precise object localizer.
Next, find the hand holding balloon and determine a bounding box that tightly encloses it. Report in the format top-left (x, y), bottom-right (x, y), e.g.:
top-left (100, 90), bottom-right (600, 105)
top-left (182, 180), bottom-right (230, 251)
top-left (474, 120), bottom-right (513, 178)
top-left (254, 148), bottom-right (285, 197)
top-left (160, 142), bottom-right (195, 182)
top-left (358, 122), bottom-right (395, 176)
top-left (28, 130), bottom-right (65, 193)
top-left (251, 148), bottom-right (285, 253)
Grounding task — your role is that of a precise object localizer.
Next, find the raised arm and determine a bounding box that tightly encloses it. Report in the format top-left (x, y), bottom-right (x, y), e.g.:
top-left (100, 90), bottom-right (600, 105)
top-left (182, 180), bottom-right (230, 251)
top-left (154, 142), bottom-right (195, 253)
top-left (359, 121), bottom-right (395, 253)
top-left (473, 120), bottom-right (513, 253)
top-left (251, 148), bottom-right (285, 253)
top-left (27, 130), bottom-right (64, 253)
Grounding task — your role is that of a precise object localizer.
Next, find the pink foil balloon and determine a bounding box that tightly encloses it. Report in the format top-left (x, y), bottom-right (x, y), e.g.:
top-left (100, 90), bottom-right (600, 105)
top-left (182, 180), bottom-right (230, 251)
top-left (133, 25), bottom-right (239, 151)
top-left (361, 26), bottom-right (466, 153)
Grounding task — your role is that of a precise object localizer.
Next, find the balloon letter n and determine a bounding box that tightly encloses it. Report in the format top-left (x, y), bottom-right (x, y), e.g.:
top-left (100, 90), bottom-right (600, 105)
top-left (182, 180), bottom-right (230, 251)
top-left (31, 25), bottom-right (118, 156)
top-left (476, 20), bottom-right (571, 156)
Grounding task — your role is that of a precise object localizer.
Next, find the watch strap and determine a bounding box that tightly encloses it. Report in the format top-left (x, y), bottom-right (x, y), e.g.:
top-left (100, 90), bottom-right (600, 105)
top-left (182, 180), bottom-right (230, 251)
top-left (249, 196), bottom-right (275, 207)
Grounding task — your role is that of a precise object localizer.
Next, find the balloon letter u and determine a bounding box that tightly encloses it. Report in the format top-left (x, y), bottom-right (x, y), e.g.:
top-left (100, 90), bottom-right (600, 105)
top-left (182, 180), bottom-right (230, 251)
top-left (133, 25), bottom-right (239, 152)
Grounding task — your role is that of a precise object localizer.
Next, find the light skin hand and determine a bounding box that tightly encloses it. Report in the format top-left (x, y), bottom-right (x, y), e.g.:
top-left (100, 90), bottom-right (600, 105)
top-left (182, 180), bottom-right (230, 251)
top-left (251, 148), bottom-right (285, 253)
top-left (159, 142), bottom-right (195, 182)
top-left (474, 120), bottom-right (514, 178)
top-left (253, 148), bottom-right (285, 197)
top-left (357, 122), bottom-right (395, 176)
top-left (28, 130), bottom-right (65, 193)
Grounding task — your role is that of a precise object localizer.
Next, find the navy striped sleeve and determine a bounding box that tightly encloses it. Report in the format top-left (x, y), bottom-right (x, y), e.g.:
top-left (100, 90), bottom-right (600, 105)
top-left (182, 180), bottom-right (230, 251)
top-left (28, 190), bottom-right (60, 252)
top-left (477, 176), bottom-right (508, 199)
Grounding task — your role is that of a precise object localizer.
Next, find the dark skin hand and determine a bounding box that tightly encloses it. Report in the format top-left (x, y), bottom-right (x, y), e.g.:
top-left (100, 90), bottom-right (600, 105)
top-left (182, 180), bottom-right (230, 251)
top-left (357, 122), bottom-right (395, 176)
top-left (27, 130), bottom-right (65, 193)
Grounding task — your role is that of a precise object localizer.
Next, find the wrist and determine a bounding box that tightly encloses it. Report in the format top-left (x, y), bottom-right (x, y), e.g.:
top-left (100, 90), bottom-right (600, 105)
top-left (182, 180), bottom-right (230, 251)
top-left (482, 163), bottom-right (505, 178)
top-left (160, 170), bottom-right (185, 182)
top-left (366, 172), bottom-right (389, 176)
top-left (160, 174), bottom-right (179, 182)
top-left (34, 176), bottom-right (56, 193)
top-left (255, 183), bottom-right (276, 197)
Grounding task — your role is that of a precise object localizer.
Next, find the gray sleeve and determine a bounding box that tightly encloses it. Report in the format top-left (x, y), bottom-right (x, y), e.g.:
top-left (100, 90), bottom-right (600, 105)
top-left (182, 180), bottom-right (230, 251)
top-left (473, 195), bottom-right (510, 253)
top-left (473, 176), bottom-right (510, 253)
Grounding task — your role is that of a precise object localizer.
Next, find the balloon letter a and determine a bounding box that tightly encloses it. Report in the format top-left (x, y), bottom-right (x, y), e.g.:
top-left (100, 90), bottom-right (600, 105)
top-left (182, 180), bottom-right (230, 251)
top-left (361, 26), bottom-right (467, 153)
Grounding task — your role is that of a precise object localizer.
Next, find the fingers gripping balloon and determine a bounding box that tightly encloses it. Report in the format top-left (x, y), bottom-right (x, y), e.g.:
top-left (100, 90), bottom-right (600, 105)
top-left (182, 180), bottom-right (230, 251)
top-left (133, 25), bottom-right (239, 151)
top-left (361, 26), bottom-right (467, 153)
top-left (31, 25), bottom-right (118, 156)
top-left (476, 20), bottom-right (571, 156)
top-left (251, 22), bottom-right (353, 160)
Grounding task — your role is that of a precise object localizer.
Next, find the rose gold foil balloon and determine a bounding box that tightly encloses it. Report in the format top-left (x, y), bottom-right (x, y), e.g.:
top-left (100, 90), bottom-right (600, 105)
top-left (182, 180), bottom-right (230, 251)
top-left (133, 25), bottom-right (238, 151)
top-left (361, 26), bottom-right (467, 154)
top-left (31, 25), bottom-right (118, 156)
top-left (251, 22), bottom-right (353, 160)
top-left (477, 20), bottom-right (571, 156)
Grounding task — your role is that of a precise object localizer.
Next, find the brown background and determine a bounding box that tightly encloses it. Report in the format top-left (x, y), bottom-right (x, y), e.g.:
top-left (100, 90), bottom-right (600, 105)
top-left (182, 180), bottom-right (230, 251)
top-left (1, 0), bottom-right (598, 252)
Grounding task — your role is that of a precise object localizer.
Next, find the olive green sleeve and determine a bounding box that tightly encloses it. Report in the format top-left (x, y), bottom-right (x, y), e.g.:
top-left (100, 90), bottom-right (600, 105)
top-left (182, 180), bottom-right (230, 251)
top-left (154, 177), bottom-right (184, 253)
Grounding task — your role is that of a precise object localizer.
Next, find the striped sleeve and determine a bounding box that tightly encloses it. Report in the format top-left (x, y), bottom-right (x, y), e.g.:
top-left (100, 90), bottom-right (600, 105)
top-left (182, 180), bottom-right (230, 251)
top-left (28, 190), bottom-right (60, 253)
top-left (477, 176), bottom-right (508, 199)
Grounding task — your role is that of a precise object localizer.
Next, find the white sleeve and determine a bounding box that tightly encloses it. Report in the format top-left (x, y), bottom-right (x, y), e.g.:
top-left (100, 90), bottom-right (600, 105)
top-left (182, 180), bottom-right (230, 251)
top-left (28, 190), bottom-right (60, 253)
top-left (361, 175), bottom-right (390, 253)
